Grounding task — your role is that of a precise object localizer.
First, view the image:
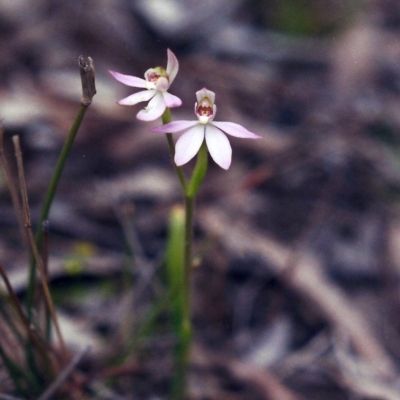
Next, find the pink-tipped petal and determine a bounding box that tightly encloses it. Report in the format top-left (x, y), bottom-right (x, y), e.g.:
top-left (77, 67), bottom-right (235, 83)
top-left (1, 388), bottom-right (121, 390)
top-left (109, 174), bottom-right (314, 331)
top-left (151, 120), bottom-right (199, 133)
top-left (211, 121), bottom-right (261, 139)
top-left (174, 124), bottom-right (205, 166)
top-left (109, 70), bottom-right (147, 88)
top-left (166, 49), bottom-right (179, 84)
top-left (163, 92), bottom-right (182, 108)
top-left (205, 125), bottom-right (232, 170)
top-left (137, 93), bottom-right (166, 121)
top-left (118, 90), bottom-right (156, 106)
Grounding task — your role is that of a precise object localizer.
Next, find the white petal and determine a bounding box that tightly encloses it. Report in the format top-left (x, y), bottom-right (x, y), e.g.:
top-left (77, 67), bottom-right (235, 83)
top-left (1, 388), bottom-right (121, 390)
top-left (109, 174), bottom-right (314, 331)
top-left (155, 77), bottom-right (169, 91)
top-left (109, 71), bottom-right (147, 88)
top-left (205, 124), bottom-right (232, 170)
top-left (118, 90), bottom-right (156, 106)
top-left (174, 124), bottom-right (205, 166)
top-left (211, 121), bottom-right (261, 139)
top-left (137, 92), bottom-right (166, 121)
top-left (166, 49), bottom-right (179, 85)
top-left (151, 120), bottom-right (198, 133)
top-left (163, 92), bottom-right (182, 108)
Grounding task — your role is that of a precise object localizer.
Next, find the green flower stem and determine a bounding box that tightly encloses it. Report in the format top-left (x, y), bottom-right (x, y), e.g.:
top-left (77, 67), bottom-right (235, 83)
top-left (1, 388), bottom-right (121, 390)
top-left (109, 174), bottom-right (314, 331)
top-left (162, 109), bottom-right (187, 192)
top-left (173, 194), bottom-right (194, 399)
top-left (26, 104), bottom-right (89, 320)
top-left (26, 56), bottom-right (96, 323)
top-left (166, 206), bottom-right (186, 398)
top-left (183, 194), bottom-right (194, 288)
top-left (161, 108), bottom-right (208, 400)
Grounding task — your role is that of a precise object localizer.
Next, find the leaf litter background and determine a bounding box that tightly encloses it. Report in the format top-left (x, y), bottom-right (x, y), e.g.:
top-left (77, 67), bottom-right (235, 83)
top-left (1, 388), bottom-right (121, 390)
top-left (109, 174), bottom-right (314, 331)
top-left (2, 0), bottom-right (400, 399)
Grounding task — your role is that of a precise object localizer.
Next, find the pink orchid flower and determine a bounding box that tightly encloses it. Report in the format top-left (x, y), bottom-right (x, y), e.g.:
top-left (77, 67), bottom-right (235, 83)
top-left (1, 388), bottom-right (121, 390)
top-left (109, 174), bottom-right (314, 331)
top-left (109, 49), bottom-right (182, 121)
top-left (151, 88), bottom-right (261, 170)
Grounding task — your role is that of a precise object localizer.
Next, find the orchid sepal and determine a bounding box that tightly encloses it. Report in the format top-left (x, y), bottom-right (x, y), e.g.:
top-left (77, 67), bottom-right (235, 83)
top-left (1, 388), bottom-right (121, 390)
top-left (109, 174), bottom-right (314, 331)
top-left (109, 70), bottom-right (147, 88)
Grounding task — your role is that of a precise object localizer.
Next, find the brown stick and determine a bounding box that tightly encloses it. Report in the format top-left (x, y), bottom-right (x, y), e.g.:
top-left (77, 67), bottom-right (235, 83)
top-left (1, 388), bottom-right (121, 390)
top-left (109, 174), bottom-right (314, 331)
top-left (12, 136), bottom-right (67, 359)
top-left (0, 124), bottom-right (26, 244)
top-left (37, 346), bottom-right (89, 400)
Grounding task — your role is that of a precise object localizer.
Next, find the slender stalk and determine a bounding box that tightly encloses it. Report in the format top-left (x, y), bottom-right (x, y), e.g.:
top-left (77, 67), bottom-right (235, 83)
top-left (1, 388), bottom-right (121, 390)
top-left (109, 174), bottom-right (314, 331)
top-left (161, 109), bottom-right (209, 399)
top-left (162, 109), bottom-right (187, 191)
top-left (171, 141), bottom-right (206, 398)
top-left (183, 195), bottom-right (194, 288)
top-left (26, 104), bottom-right (88, 319)
top-left (37, 346), bottom-right (89, 400)
top-left (0, 125), bottom-right (26, 244)
top-left (37, 104), bottom-right (88, 234)
top-left (0, 262), bottom-right (52, 393)
top-left (171, 195), bottom-right (194, 400)
top-left (0, 261), bottom-right (49, 360)
top-left (0, 343), bottom-right (37, 395)
top-left (0, 292), bottom-right (25, 346)
top-left (41, 220), bottom-right (52, 342)
top-left (26, 55), bottom-right (96, 321)
top-left (13, 136), bottom-right (67, 360)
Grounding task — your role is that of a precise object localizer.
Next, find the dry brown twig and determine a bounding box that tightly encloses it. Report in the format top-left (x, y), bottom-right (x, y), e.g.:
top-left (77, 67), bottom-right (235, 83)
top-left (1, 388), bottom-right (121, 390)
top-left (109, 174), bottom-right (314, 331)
top-left (12, 135), bottom-right (67, 360)
top-left (200, 207), bottom-right (397, 379)
top-left (37, 346), bottom-right (89, 400)
top-left (0, 124), bottom-right (26, 243)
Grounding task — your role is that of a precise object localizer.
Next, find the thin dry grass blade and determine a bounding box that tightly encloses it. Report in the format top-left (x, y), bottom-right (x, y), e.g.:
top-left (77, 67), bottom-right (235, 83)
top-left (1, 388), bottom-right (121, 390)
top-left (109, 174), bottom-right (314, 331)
top-left (12, 136), bottom-right (67, 360)
top-left (0, 261), bottom-right (54, 362)
top-left (0, 124), bottom-right (26, 244)
top-left (37, 346), bottom-right (89, 400)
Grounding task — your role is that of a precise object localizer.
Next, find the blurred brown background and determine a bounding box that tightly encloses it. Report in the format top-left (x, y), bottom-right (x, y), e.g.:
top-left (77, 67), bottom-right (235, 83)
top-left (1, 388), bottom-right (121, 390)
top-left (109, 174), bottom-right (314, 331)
top-left (2, 0), bottom-right (400, 398)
